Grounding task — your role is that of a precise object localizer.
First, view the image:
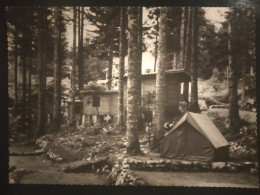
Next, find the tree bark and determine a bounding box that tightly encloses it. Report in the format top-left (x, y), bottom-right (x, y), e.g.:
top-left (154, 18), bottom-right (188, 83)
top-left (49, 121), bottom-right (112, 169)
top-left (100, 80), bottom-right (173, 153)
top-left (183, 82), bottom-right (189, 102)
top-left (21, 47), bottom-right (27, 129)
top-left (152, 7), bottom-right (168, 149)
top-left (240, 54), bottom-right (246, 102)
top-left (70, 7), bottom-right (77, 127)
top-left (78, 6), bottom-right (84, 90)
top-left (126, 7), bottom-right (141, 155)
top-left (182, 8), bottom-right (191, 102)
top-left (190, 7), bottom-right (200, 113)
top-left (183, 7), bottom-right (192, 70)
top-left (27, 46), bottom-right (32, 138)
top-left (21, 14), bottom-right (29, 130)
top-left (77, 7), bottom-right (84, 90)
top-left (179, 7), bottom-right (185, 69)
top-left (53, 7), bottom-right (61, 131)
top-left (174, 9), bottom-right (181, 70)
top-left (118, 7), bottom-right (126, 127)
top-left (14, 26), bottom-right (18, 107)
top-left (183, 7), bottom-right (188, 68)
top-left (108, 36), bottom-right (113, 90)
top-left (37, 8), bottom-right (46, 136)
top-left (154, 7), bottom-right (159, 72)
top-left (42, 9), bottom-right (47, 94)
top-left (78, 7), bottom-right (81, 53)
top-left (239, 10), bottom-right (246, 103)
top-left (137, 6), bottom-right (143, 132)
top-left (228, 14), bottom-right (240, 133)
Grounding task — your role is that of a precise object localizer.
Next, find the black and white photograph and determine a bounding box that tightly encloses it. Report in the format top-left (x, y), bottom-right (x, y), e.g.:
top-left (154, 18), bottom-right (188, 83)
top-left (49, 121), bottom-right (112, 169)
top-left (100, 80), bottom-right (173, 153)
top-left (5, 5), bottom-right (258, 188)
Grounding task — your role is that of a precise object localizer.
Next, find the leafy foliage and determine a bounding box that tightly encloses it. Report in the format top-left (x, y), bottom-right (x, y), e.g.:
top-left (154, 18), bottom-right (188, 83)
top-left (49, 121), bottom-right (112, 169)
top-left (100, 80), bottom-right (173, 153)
top-left (85, 7), bottom-right (127, 59)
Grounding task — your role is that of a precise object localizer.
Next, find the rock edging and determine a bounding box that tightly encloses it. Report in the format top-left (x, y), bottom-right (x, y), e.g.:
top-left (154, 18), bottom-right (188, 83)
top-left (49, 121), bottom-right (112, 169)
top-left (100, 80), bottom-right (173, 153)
top-left (107, 157), bottom-right (147, 186)
top-left (122, 157), bottom-right (258, 173)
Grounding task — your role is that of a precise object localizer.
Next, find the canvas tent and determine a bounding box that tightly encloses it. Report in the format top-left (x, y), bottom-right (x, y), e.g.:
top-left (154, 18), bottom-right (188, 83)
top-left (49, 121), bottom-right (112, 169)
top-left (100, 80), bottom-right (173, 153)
top-left (160, 112), bottom-right (229, 161)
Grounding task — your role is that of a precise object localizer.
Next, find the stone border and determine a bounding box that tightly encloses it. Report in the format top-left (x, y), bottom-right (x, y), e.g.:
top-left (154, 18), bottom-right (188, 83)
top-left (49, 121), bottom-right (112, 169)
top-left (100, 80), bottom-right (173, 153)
top-left (107, 160), bottom-right (147, 186)
top-left (122, 157), bottom-right (258, 173)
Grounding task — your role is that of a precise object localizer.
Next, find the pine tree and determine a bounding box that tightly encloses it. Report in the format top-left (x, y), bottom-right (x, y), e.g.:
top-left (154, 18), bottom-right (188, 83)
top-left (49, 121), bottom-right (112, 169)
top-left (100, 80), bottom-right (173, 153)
top-left (178, 7), bottom-right (185, 69)
top-left (137, 6), bottom-right (143, 132)
top-left (70, 7), bottom-right (77, 127)
top-left (37, 7), bottom-right (46, 136)
top-left (152, 7), bottom-right (168, 149)
top-left (190, 7), bottom-right (200, 113)
top-left (14, 25), bottom-right (18, 107)
top-left (228, 8), bottom-right (240, 134)
top-left (118, 7), bottom-right (126, 127)
top-left (126, 7), bottom-right (142, 155)
top-left (52, 7), bottom-right (62, 131)
top-left (183, 7), bottom-right (192, 102)
top-left (78, 6), bottom-right (84, 90)
top-left (85, 7), bottom-right (121, 89)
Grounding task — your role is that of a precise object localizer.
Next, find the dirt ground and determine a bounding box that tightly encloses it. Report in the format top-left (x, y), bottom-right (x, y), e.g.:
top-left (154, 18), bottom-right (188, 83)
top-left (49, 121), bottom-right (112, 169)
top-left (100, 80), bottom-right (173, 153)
top-left (9, 142), bottom-right (259, 187)
top-left (134, 171), bottom-right (259, 188)
top-left (8, 117), bottom-right (258, 186)
top-left (9, 144), bottom-right (108, 185)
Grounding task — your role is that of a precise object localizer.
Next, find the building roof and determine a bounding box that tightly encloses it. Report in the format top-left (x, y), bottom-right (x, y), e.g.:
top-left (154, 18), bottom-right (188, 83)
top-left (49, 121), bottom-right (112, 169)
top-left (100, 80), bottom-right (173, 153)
top-left (123, 69), bottom-right (190, 82)
top-left (80, 89), bottom-right (118, 95)
top-left (166, 112), bottom-right (229, 148)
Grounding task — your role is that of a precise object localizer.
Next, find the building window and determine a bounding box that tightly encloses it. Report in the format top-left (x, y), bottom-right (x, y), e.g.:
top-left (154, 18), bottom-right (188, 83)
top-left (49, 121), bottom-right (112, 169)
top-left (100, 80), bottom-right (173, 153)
top-left (75, 102), bottom-right (83, 114)
top-left (92, 94), bottom-right (100, 107)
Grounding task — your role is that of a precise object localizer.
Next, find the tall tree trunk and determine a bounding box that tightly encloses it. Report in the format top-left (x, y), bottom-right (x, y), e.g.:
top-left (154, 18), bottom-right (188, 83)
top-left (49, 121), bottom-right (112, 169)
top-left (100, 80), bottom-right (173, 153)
top-left (42, 9), bottom-right (47, 95)
top-left (37, 8), bottom-right (46, 136)
top-left (27, 57), bottom-right (32, 136)
top-left (70, 7), bottom-right (77, 127)
top-left (184, 7), bottom-right (192, 70)
top-left (126, 7), bottom-right (141, 155)
top-left (183, 7), bottom-right (188, 68)
top-left (228, 15), bottom-right (240, 133)
top-left (183, 7), bottom-right (191, 102)
top-left (174, 9), bottom-right (181, 70)
top-left (108, 35), bottom-right (113, 90)
top-left (43, 9), bottom-right (48, 126)
top-left (78, 6), bottom-right (84, 90)
top-left (190, 7), bottom-right (200, 113)
top-left (53, 7), bottom-right (61, 131)
top-left (77, 7), bottom-right (84, 90)
top-left (152, 7), bottom-right (168, 149)
top-left (118, 7), bottom-right (126, 127)
top-left (183, 82), bottom-right (189, 102)
top-left (27, 42), bottom-right (32, 138)
top-left (78, 7), bottom-right (81, 53)
top-left (240, 55), bottom-right (246, 102)
top-left (154, 7), bottom-right (159, 72)
top-left (137, 6), bottom-right (143, 132)
top-left (179, 7), bottom-right (185, 69)
top-left (21, 48), bottom-right (27, 130)
top-left (80, 7), bottom-right (84, 45)
top-left (77, 7), bottom-right (80, 88)
top-left (21, 20), bottom-right (29, 130)
top-left (14, 26), bottom-right (18, 107)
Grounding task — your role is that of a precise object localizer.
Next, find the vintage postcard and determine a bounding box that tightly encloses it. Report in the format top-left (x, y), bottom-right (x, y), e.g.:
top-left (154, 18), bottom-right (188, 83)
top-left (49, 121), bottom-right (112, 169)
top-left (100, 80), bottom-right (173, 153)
top-left (5, 4), bottom-right (259, 189)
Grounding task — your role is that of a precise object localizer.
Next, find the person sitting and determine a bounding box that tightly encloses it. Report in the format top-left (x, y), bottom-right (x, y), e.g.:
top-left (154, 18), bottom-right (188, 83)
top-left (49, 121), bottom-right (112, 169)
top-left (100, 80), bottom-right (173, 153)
top-left (164, 121), bottom-right (173, 132)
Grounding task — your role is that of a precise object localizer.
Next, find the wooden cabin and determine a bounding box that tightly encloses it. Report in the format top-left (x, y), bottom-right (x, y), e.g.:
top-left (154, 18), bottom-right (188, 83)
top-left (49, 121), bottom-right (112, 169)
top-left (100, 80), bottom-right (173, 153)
top-left (78, 70), bottom-right (190, 125)
top-left (80, 90), bottom-right (118, 124)
top-left (123, 70), bottom-right (190, 120)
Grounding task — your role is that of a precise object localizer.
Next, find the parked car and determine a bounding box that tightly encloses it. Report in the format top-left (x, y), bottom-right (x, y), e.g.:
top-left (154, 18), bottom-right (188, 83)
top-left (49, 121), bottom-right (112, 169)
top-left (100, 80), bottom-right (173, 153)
top-left (208, 104), bottom-right (229, 110)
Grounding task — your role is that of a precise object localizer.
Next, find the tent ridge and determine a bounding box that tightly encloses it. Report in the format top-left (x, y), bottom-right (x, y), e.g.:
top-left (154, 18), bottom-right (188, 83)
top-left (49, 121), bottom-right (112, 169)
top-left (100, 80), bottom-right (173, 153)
top-left (165, 112), bottom-right (229, 148)
top-left (160, 112), bottom-right (229, 161)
